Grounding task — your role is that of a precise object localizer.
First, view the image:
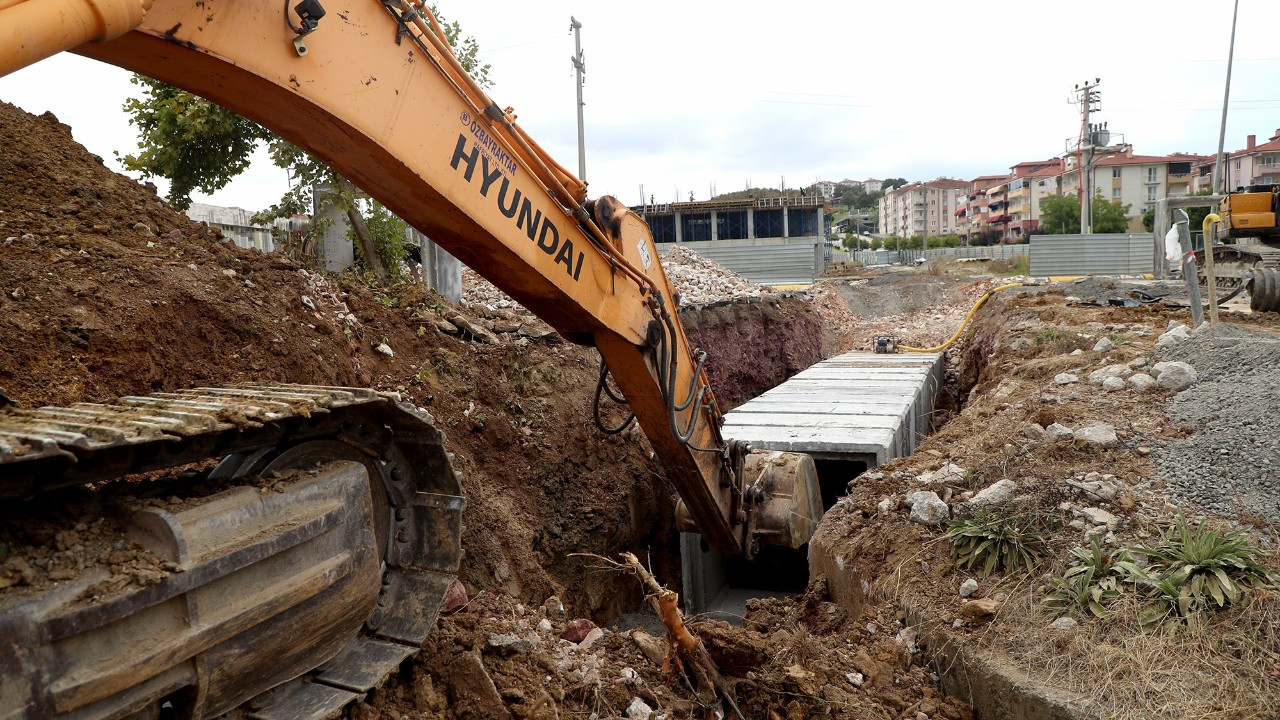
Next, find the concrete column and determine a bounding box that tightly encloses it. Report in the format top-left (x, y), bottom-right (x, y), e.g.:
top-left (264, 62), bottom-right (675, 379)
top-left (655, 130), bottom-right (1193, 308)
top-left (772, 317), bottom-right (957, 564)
top-left (782, 207), bottom-right (790, 238)
top-left (674, 212), bottom-right (683, 243)
top-left (408, 229), bottom-right (462, 302)
top-left (747, 208), bottom-right (755, 239)
top-left (314, 185), bottom-right (354, 273)
top-left (710, 211), bottom-right (719, 241)
top-left (815, 207), bottom-right (823, 238)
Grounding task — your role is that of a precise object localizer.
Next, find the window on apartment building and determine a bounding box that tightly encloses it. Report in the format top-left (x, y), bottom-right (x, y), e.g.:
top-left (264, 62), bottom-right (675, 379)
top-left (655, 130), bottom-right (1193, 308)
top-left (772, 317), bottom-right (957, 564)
top-left (1113, 187), bottom-right (1122, 199)
top-left (1146, 186), bottom-right (1157, 202)
top-left (1147, 167), bottom-right (1157, 182)
top-left (1235, 160), bottom-right (1241, 170)
top-left (1112, 168), bottom-right (1121, 179)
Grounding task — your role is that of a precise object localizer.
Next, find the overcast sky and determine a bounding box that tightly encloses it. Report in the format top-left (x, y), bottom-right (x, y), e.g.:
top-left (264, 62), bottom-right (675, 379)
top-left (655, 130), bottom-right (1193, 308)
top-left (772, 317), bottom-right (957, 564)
top-left (2, 0), bottom-right (1277, 212)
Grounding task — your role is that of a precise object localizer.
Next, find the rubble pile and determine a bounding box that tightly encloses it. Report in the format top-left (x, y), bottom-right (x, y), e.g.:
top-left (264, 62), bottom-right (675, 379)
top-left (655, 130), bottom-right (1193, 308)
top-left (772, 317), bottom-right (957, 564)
top-left (460, 267), bottom-right (520, 310)
top-left (462, 245), bottom-right (774, 309)
top-left (660, 245), bottom-right (770, 305)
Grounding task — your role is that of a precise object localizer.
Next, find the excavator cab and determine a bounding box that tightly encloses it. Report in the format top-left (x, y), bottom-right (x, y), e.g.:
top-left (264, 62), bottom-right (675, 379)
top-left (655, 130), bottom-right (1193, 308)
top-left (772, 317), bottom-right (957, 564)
top-left (1220, 184), bottom-right (1280, 239)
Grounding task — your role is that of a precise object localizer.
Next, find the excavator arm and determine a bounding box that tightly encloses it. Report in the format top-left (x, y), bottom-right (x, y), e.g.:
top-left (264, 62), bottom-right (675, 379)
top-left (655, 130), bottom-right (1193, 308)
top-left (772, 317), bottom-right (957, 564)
top-left (2, 0), bottom-right (819, 555)
top-left (0, 2), bottom-right (821, 718)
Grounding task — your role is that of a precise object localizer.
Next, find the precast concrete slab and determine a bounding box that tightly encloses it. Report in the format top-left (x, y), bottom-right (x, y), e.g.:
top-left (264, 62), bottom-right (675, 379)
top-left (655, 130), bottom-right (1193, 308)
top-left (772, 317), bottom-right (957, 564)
top-left (722, 351), bottom-right (945, 465)
top-left (683, 351), bottom-right (945, 622)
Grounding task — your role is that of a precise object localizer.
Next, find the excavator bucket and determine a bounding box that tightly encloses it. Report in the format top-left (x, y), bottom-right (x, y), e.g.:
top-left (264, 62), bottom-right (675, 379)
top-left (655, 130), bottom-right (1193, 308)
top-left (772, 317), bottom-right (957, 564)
top-left (744, 450), bottom-right (824, 550)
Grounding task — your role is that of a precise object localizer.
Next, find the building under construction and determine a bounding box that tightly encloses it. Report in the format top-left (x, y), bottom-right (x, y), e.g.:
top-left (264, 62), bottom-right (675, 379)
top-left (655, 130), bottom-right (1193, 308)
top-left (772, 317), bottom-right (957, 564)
top-left (635, 196), bottom-right (827, 286)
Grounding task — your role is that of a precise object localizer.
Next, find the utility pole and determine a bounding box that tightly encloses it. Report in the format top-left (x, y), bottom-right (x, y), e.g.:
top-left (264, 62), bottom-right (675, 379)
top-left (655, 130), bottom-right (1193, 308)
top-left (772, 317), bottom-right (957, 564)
top-left (1214, 0), bottom-right (1240, 194)
top-left (1072, 79), bottom-right (1101, 233)
top-left (570, 16), bottom-right (586, 181)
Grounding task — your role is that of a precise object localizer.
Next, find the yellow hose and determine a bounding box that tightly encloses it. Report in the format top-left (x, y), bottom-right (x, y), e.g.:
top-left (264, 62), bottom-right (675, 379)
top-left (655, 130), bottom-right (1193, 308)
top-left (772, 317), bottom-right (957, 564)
top-left (899, 282), bottom-right (1037, 353)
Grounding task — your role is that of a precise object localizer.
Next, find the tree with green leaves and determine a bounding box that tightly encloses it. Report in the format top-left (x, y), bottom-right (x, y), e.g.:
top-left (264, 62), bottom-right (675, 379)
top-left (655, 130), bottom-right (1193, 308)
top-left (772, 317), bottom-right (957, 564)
top-left (1040, 194), bottom-right (1079, 234)
top-left (119, 6), bottom-right (489, 280)
top-left (882, 178), bottom-right (907, 191)
top-left (1040, 192), bottom-right (1132, 234)
top-left (1090, 193), bottom-right (1132, 233)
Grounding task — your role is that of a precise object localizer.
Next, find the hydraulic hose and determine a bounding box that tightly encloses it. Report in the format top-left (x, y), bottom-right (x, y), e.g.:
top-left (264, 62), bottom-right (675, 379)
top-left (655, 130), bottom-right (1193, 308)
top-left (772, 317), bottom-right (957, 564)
top-left (899, 282), bottom-right (1038, 353)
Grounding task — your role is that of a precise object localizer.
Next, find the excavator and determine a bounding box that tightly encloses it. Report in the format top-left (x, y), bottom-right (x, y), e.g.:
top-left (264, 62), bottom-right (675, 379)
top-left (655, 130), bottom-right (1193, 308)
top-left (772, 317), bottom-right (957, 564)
top-left (1208, 184), bottom-right (1280, 311)
top-left (0, 1), bottom-right (824, 718)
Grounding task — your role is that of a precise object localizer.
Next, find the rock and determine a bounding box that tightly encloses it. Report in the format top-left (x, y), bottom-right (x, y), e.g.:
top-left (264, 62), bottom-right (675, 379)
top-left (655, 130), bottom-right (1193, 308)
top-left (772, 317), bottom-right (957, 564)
top-left (132, 222), bottom-right (155, 236)
top-left (960, 598), bottom-right (1000, 621)
top-left (628, 629), bottom-right (667, 667)
top-left (1088, 364), bottom-right (1131, 384)
top-left (1156, 325), bottom-right (1190, 351)
top-left (487, 633), bottom-right (533, 654)
top-left (1153, 361), bottom-right (1197, 391)
top-left (905, 491), bottom-right (949, 525)
top-left (165, 228), bottom-right (183, 240)
top-left (542, 595), bottom-right (566, 618)
top-left (1019, 422), bottom-right (1048, 442)
top-left (442, 579), bottom-right (468, 614)
top-left (301, 295), bottom-right (316, 311)
top-left (620, 667), bottom-right (638, 682)
top-left (1075, 424), bottom-right (1119, 448)
top-left (916, 462), bottom-right (966, 486)
top-left (1167, 320), bottom-right (1186, 332)
top-left (537, 618), bottom-right (553, 633)
top-left (578, 627), bottom-right (605, 649)
top-left (1102, 376), bottom-right (1127, 392)
top-left (959, 578), bottom-right (979, 597)
top-left (560, 618), bottom-right (597, 643)
top-left (967, 479), bottom-right (1017, 509)
top-left (374, 342), bottom-right (394, 357)
top-left (1070, 348), bottom-right (1084, 355)
top-left (876, 498), bottom-right (896, 514)
top-left (626, 698), bottom-right (653, 720)
top-left (1008, 337), bottom-right (1033, 352)
top-left (1126, 356), bottom-right (1149, 369)
top-left (1127, 373), bottom-right (1157, 392)
top-left (1093, 337), bottom-right (1114, 353)
top-left (432, 317), bottom-right (459, 335)
top-left (220, 268), bottom-right (236, 277)
top-left (844, 672), bottom-right (865, 688)
top-left (1045, 423), bottom-right (1074, 441)
top-left (1052, 373), bottom-right (1080, 385)
top-left (1081, 506), bottom-right (1119, 530)
top-left (1049, 616), bottom-right (1078, 630)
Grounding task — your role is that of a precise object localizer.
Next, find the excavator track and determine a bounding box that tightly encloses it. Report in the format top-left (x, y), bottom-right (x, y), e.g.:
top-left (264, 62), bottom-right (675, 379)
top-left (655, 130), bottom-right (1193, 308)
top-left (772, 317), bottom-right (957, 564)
top-left (0, 384), bottom-right (464, 720)
top-left (1196, 243), bottom-right (1280, 312)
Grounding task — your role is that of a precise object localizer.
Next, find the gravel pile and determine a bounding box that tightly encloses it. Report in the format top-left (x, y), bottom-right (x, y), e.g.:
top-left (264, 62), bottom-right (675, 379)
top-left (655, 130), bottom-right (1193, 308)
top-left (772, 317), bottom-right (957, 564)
top-left (1152, 322), bottom-right (1280, 524)
top-left (660, 246), bottom-right (770, 305)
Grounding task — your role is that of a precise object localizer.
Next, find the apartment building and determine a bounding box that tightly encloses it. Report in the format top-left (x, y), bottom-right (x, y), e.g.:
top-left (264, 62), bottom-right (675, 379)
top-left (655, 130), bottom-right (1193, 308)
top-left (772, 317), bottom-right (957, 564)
top-left (1052, 148), bottom-right (1207, 231)
top-left (1192, 129), bottom-right (1280, 192)
top-left (877, 178), bottom-right (970, 237)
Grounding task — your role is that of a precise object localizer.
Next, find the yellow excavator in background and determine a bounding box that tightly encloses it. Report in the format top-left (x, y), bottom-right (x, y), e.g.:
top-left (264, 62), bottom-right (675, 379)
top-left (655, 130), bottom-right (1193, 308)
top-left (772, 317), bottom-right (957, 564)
top-left (1206, 183), bottom-right (1280, 311)
top-left (0, 1), bottom-right (823, 718)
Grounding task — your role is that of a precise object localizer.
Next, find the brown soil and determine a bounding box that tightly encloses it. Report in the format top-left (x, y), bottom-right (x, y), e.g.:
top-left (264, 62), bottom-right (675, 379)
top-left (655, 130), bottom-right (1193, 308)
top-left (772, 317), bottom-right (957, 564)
top-left (679, 296), bottom-right (822, 407)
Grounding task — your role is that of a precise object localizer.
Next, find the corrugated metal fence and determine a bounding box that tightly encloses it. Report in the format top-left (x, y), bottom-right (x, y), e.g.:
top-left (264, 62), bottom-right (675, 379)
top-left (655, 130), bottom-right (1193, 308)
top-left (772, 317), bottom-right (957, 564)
top-left (1028, 234), bottom-right (1154, 277)
top-left (657, 241), bottom-right (819, 285)
top-left (832, 244), bottom-right (1028, 266)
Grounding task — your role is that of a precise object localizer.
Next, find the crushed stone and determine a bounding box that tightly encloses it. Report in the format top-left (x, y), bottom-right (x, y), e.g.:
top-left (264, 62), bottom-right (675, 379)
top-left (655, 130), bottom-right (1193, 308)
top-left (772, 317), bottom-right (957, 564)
top-left (1153, 322), bottom-right (1280, 523)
